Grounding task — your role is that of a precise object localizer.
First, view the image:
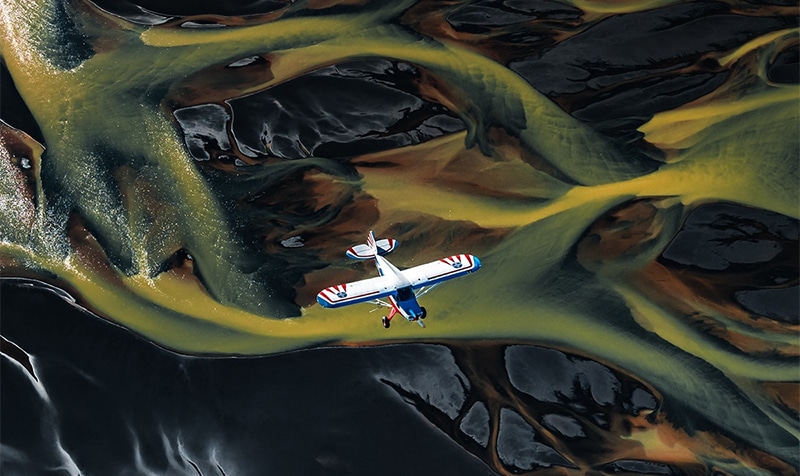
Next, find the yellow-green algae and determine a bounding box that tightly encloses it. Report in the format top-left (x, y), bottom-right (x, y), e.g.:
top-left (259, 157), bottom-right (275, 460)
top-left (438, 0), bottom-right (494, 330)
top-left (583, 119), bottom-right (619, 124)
top-left (1, 0), bottom-right (798, 468)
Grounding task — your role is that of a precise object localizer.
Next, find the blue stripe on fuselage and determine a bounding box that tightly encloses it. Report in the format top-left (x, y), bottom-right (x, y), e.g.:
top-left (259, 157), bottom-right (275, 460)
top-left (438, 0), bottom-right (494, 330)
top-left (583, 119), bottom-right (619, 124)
top-left (390, 287), bottom-right (423, 319)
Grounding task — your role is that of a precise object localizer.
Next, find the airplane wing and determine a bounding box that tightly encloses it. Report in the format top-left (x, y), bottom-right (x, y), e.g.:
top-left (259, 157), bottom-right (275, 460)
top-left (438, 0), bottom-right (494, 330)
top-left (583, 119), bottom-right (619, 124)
top-left (401, 254), bottom-right (481, 288)
top-left (316, 275), bottom-right (398, 308)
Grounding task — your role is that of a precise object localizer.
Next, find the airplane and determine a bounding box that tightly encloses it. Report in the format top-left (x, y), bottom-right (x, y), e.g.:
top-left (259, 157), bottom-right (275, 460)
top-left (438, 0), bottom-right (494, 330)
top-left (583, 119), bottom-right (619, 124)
top-left (316, 231), bottom-right (481, 328)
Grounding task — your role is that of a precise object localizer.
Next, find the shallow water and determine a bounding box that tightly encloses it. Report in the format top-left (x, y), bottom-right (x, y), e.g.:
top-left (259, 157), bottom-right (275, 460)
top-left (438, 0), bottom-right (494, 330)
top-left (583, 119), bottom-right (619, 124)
top-left (1, 0), bottom-right (798, 473)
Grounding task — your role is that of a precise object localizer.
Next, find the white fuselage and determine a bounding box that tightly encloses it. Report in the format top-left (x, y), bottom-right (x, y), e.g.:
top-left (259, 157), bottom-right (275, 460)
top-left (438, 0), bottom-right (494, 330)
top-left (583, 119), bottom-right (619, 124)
top-left (374, 254), bottom-right (410, 288)
top-left (373, 255), bottom-right (425, 319)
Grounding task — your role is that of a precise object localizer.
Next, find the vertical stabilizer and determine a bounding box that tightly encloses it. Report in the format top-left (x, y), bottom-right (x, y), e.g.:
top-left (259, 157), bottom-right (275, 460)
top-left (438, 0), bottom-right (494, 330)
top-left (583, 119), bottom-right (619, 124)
top-left (367, 230), bottom-right (378, 255)
top-left (345, 231), bottom-right (399, 259)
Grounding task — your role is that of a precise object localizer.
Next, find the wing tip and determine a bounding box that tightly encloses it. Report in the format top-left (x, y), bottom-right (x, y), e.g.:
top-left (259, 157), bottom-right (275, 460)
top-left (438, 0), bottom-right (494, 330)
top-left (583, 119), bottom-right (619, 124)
top-left (471, 255), bottom-right (482, 271)
top-left (316, 292), bottom-right (333, 307)
top-left (317, 285), bottom-right (345, 307)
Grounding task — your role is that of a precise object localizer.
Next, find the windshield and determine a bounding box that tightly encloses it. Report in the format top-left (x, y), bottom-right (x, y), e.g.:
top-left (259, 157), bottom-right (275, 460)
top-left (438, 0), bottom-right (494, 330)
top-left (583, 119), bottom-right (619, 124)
top-left (396, 286), bottom-right (414, 301)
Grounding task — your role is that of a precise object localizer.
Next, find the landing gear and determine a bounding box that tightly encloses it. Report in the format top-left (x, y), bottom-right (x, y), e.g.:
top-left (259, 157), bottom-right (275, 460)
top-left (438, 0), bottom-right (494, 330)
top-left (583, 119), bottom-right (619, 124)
top-left (382, 316), bottom-right (390, 329)
top-left (420, 307), bottom-right (427, 319)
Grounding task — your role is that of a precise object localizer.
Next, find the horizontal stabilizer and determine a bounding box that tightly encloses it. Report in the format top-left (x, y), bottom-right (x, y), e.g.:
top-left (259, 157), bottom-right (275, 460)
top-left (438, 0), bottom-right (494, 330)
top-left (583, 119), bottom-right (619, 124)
top-left (346, 238), bottom-right (398, 260)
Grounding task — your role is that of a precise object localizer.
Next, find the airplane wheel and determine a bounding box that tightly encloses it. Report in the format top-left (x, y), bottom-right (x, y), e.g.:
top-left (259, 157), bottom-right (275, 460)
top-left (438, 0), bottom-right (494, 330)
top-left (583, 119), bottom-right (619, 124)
top-left (382, 317), bottom-right (390, 329)
top-left (420, 307), bottom-right (427, 319)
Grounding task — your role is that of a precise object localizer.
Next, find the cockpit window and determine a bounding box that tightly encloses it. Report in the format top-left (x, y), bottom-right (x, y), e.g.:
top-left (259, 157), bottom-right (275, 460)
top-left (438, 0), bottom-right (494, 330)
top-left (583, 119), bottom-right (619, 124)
top-left (397, 286), bottom-right (414, 301)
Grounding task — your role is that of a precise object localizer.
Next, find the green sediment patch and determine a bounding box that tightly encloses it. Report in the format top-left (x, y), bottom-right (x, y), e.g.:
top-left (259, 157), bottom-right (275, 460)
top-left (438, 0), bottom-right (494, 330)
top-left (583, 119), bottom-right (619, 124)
top-left (1, 0), bottom-right (798, 468)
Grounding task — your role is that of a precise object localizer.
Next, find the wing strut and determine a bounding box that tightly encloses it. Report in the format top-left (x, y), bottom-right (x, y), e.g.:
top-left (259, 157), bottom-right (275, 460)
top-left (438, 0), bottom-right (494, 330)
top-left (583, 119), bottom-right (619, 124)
top-left (414, 282), bottom-right (441, 299)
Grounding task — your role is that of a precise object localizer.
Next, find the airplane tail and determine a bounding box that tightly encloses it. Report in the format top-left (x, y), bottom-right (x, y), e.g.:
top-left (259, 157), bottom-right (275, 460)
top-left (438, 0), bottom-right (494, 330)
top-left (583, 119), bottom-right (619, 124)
top-left (367, 230), bottom-right (378, 256)
top-left (346, 231), bottom-right (398, 260)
